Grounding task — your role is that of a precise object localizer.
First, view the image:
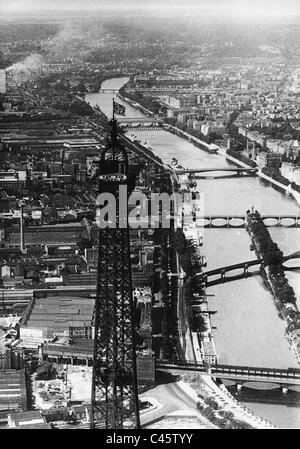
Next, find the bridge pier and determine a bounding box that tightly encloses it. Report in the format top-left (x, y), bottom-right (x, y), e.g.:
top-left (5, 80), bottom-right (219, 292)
top-left (244, 264), bottom-right (249, 277)
top-left (277, 217), bottom-right (281, 227)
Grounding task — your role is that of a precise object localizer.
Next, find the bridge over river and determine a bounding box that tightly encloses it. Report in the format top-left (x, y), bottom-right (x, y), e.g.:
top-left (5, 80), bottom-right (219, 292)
top-left (98, 88), bottom-right (119, 93)
top-left (119, 117), bottom-right (164, 130)
top-left (202, 215), bottom-right (300, 228)
top-left (194, 251), bottom-right (300, 284)
top-left (156, 360), bottom-right (300, 387)
top-left (122, 124), bottom-right (164, 130)
top-left (175, 167), bottom-right (258, 175)
top-left (118, 116), bottom-right (161, 123)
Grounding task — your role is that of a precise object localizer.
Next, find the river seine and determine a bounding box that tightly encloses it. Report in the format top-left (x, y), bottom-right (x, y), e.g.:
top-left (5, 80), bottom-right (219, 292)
top-left (86, 77), bottom-right (300, 428)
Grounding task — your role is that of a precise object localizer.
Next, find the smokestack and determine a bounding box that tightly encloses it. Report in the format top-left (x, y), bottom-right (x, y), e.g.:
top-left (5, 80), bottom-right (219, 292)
top-left (61, 148), bottom-right (65, 175)
top-left (18, 201), bottom-right (26, 254)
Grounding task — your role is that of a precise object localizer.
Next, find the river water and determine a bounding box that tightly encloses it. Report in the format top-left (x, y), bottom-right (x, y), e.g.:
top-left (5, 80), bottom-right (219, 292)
top-left (86, 77), bottom-right (300, 428)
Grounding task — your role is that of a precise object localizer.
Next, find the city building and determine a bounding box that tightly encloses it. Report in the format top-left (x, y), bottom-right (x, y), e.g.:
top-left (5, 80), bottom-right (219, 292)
top-left (281, 162), bottom-right (300, 185)
top-left (256, 151), bottom-right (283, 174)
top-left (0, 170), bottom-right (26, 193)
top-left (19, 295), bottom-right (94, 348)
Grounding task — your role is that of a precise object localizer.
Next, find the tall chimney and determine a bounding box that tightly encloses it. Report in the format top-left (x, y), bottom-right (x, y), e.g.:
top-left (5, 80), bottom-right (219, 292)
top-left (19, 201), bottom-right (26, 254)
top-left (61, 148), bottom-right (65, 175)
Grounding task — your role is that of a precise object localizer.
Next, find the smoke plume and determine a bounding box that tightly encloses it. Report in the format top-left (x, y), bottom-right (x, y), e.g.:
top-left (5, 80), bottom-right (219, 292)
top-left (6, 53), bottom-right (44, 84)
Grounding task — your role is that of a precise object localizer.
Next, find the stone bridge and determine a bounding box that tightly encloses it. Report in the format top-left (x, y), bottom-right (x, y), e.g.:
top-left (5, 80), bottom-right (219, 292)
top-left (202, 215), bottom-right (300, 228)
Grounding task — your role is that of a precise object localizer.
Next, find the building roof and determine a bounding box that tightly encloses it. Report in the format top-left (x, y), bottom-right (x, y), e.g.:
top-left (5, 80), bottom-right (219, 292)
top-left (21, 295), bottom-right (94, 334)
top-left (8, 410), bottom-right (51, 428)
top-left (9, 410), bottom-right (44, 422)
top-left (0, 369), bottom-right (27, 412)
top-left (9, 422), bottom-right (52, 429)
top-left (42, 340), bottom-right (94, 358)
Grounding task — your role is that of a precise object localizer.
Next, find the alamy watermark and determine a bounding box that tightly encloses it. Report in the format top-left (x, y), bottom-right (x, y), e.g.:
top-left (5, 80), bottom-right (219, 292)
top-left (95, 186), bottom-right (204, 229)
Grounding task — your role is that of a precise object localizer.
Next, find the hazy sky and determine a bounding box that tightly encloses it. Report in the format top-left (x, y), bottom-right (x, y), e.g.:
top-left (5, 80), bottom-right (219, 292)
top-left (1, 0), bottom-right (300, 18)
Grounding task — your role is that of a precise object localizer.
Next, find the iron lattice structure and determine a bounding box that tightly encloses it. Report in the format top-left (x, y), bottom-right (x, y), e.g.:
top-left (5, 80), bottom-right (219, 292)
top-left (90, 120), bottom-right (140, 429)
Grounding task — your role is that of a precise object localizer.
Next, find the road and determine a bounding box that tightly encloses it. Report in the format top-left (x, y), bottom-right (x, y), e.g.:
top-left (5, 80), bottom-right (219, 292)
top-left (139, 381), bottom-right (215, 428)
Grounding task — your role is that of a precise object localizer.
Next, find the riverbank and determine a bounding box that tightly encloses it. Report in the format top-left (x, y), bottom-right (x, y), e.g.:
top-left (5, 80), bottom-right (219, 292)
top-left (163, 123), bottom-right (219, 155)
top-left (165, 124), bottom-right (300, 207)
top-left (117, 83), bottom-right (300, 206)
top-left (117, 90), bottom-right (155, 117)
top-left (219, 147), bottom-right (300, 206)
top-left (259, 170), bottom-right (300, 206)
top-left (180, 375), bottom-right (275, 429)
top-left (164, 123), bottom-right (300, 206)
top-left (246, 211), bottom-right (300, 365)
top-left (117, 80), bottom-right (300, 207)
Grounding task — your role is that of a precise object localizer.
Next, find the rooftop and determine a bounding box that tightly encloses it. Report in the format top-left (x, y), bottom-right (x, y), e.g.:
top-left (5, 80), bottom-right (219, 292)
top-left (0, 369), bottom-right (27, 413)
top-left (21, 296), bottom-right (94, 332)
top-left (7, 410), bottom-right (52, 428)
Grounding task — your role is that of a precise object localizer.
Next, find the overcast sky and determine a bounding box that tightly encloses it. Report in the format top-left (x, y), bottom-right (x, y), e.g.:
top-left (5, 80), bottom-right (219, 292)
top-left (1, 0), bottom-right (300, 18)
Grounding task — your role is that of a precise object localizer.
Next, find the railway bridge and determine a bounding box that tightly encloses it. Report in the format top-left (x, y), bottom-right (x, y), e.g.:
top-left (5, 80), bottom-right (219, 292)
top-left (122, 124), bottom-right (164, 130)
top-left (156, 360), bottom-right (300, 387)
top-left (194, 251), bottom-right (300, 285)
top-left (197, 259), bottom-right (263, 283)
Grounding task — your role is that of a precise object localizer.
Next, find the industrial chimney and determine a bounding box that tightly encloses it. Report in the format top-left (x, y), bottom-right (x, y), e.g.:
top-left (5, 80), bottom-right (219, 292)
top-left (61, 148), bottom-right (65, 175)
top-left (18, 200), bottom-right (26, 254)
